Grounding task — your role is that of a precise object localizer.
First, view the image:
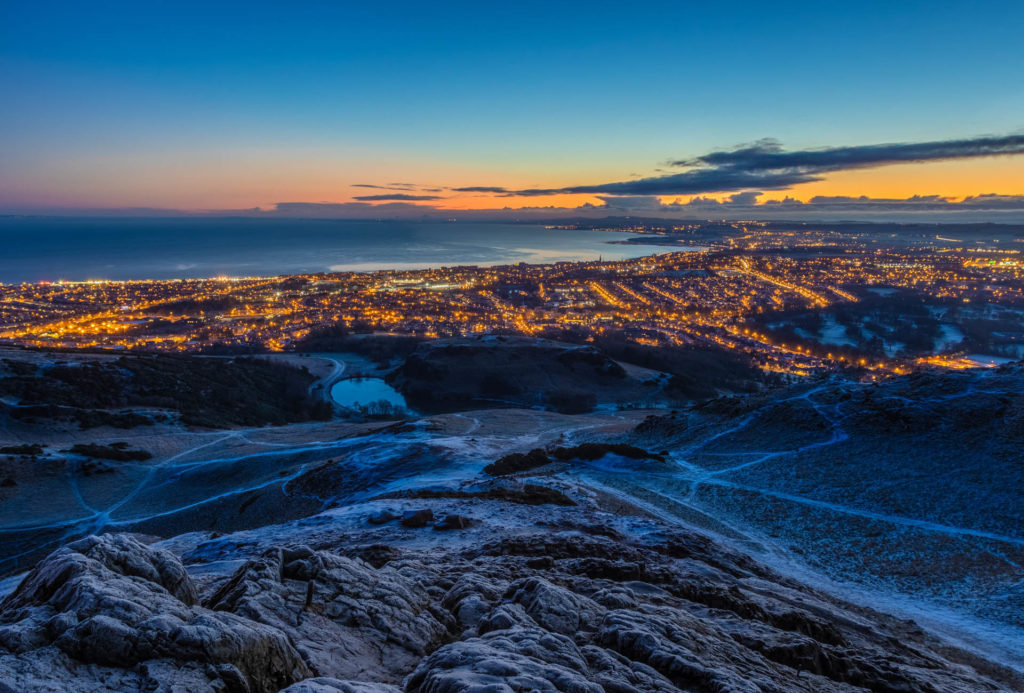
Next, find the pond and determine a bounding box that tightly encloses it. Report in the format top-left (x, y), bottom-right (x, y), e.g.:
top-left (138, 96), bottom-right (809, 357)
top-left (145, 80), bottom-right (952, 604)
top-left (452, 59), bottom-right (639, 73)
top-left (330, 377), bottom-right (410, 413)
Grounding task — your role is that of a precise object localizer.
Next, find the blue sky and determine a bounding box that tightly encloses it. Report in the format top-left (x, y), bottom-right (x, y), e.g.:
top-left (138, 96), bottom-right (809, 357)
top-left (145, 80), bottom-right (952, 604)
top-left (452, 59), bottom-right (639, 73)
top-left (2, 1), bottom-right (1023, 215)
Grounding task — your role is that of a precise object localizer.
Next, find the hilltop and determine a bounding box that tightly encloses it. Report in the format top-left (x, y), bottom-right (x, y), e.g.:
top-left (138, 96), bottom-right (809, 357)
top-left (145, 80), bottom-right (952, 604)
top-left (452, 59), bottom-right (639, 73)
top-left (0, 344), bottom-right (1020, 690)
top-left (0, 481), bottom-right (1020, 692)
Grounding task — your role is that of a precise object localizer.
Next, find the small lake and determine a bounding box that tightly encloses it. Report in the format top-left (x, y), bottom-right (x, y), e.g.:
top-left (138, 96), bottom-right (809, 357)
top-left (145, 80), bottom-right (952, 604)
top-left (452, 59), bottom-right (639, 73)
top-left (330, 377), bottom-right (409, 411)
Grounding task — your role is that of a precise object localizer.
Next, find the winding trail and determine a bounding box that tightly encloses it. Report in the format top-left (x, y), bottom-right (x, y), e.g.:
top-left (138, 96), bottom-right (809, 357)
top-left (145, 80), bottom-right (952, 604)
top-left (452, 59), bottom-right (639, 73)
top-left (700, 477), bottom-right (1024, 547)
top-left (3, 375), bottom-right (1019, 580)
top-left (578, 379), bottom-right (1024, 558)
top-left (0, 407), bottom-right (624, 572)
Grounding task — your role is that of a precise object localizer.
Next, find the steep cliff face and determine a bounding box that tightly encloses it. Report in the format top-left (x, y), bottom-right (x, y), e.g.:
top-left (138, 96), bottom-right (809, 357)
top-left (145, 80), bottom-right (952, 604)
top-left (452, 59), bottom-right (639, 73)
top-left (0, 494), bottom-right (1019, 692)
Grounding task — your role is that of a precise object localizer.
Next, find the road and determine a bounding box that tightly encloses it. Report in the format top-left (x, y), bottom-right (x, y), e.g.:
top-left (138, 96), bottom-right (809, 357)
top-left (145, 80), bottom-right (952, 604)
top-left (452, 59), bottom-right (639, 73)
top-left (305, 355), bottom-right (347, 404)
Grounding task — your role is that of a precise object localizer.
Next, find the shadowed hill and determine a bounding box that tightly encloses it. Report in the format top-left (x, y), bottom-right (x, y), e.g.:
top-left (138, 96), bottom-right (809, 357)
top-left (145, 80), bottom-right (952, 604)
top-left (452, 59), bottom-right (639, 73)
top-left (386, 336), bottom-right (655, 413)
top-left (386, 336), bottom-right (769, 414)
top-left (0, 354), bottom-right (332, 428)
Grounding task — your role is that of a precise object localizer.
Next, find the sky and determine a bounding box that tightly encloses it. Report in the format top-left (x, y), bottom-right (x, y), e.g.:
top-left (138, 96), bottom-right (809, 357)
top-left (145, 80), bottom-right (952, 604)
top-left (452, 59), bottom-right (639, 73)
top-left (1, 0), bottom-right (1023, 220)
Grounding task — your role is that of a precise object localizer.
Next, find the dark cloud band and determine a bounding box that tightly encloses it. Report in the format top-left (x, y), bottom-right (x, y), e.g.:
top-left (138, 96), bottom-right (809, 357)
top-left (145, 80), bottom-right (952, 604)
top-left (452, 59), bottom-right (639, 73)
top-left (482, 133), bottom-right (1024, 198)
top-left (674, 134), bottom-right (1024, 172)
top-left (352, 193), bottom-right (445, 201)
top-left (450, 186), bottom-right (513, 193)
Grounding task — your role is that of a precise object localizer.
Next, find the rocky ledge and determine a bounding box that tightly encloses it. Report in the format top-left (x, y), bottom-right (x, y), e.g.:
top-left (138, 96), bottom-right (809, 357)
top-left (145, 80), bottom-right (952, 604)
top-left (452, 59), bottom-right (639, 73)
top-left (0, 515), bottom-right (1020, 692)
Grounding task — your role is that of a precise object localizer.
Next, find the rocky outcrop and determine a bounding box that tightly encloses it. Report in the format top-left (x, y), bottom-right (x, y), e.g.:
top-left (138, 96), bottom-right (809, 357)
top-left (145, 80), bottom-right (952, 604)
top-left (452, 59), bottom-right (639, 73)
top-left (633, 412), bottom-right (688, 440)
top-left (419, 532), bottom-right (1018, 693)
top-left (0, 534), bottom-right (308, 692)
top-left (505, 577), bottom-right (604, 635)
top-left (0, 522), bottom-right (1018, 692)
top-left (484, 447), bottom-right (553, 476)
top-left (282, 678), bottom-right (402, 693)
top-left (204, 545), bottom-right (451, 683)
top-left (406, 627), bottom-right (606, 693)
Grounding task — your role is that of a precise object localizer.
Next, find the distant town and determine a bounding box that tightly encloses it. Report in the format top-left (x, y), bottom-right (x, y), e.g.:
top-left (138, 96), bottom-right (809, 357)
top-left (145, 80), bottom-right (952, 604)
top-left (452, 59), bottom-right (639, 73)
top-left (2, 222), bottom-right (1022, 376)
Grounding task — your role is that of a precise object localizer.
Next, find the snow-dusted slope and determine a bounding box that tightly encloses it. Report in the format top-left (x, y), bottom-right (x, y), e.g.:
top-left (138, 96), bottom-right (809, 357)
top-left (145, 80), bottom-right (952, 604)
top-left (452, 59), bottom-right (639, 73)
top-left (0, 479), bottom-right (1020, 692)
top-left (1, 361), bottom-right (1022, 690)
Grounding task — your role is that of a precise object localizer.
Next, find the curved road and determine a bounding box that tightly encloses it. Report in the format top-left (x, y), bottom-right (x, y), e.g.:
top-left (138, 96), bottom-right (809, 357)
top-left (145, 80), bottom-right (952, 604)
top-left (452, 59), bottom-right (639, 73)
top-left (306, 355), bottom-right (347, 405)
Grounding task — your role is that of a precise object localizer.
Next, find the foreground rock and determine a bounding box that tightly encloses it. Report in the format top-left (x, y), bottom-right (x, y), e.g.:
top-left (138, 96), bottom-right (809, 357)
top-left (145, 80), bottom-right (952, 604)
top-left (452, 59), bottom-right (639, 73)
top-left (204, 545), bottom-right (450, 682)
top-left (0, 534), bottom-right (308, 692)
top-left (0, 519), bottom-right (1020, 692)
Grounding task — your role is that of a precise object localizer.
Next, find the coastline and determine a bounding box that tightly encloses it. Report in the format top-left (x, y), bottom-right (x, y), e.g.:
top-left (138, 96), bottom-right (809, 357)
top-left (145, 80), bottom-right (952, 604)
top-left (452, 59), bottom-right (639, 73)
top-left (0, 217), bottom-right (671, 284)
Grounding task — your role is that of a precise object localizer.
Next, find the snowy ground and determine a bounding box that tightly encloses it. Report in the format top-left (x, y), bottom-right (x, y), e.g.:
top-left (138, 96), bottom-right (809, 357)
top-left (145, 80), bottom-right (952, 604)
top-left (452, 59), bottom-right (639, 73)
top-left (1, 366), bottom-right (1022, 675)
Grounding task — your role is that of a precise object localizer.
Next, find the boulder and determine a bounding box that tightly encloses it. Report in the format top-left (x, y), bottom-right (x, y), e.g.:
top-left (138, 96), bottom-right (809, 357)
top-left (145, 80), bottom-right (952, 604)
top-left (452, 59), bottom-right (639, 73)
top-left (400, 509), bottom-right (434, 528)
top-left (434, 514), bottom-right (476, 531)
top-left (367, 509), bottom-right (401, 525)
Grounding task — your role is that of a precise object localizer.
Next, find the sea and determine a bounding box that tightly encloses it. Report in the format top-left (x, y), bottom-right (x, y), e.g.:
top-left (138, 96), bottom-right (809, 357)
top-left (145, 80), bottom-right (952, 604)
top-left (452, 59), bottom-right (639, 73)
top-left (0, 217), bottom-right (682, 284)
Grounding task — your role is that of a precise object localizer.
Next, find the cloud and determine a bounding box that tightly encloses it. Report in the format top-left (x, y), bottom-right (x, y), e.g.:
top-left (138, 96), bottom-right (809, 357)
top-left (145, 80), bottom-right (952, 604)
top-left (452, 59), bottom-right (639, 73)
top-left (268, 190), bottom-right (1024, 222)
top-left (510, 168), bottom-right (817, 197)
top-left (449, 186), bottom-right (512, 193)
top-left (472, 133), bottom-right (1024, 198)
top-left (352, 182), bottom-right (424, 192)
top-left (725, 191), bottom-right (762, 205)
top-left (352, 193), bottom-right (445, 201)
top-left (594, 195), bottom-right (670, 211)
top-left (956, 193), bottom-right (1024, 209)
top-left (569, 191), bottom-right (1024, 221)
top-left (11, 193), bottom-right (1024, 223)
top-left (268, 202), bottom-right (434, 218)
top-left (674, 134), bottom-right (1024, 172)
top-left (779, 193), bottom-right (1024, 212)
top-left (651, 192), bottom-right (1024, 220)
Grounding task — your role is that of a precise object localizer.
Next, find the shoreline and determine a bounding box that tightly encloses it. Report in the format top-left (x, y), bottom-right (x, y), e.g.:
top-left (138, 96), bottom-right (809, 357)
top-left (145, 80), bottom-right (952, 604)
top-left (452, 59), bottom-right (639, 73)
top-left (0, 218), bottom-right (674, 285)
